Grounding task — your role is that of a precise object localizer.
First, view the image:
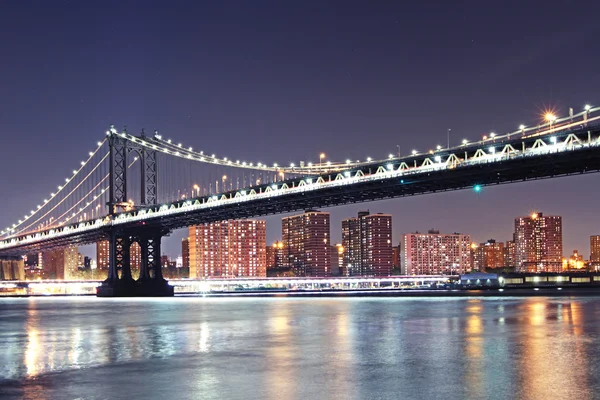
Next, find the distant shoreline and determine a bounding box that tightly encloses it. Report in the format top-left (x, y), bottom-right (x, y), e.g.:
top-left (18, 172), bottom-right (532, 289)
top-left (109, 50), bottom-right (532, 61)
top-left (3, 287), bottom-right (600, 299)
top-left (194, 287), bottom-right (600, 298)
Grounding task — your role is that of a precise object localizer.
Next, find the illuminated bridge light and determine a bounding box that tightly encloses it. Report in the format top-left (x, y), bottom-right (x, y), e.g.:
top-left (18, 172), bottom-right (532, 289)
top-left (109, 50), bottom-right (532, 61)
top-left (473, 185), bottom-right (482, 193)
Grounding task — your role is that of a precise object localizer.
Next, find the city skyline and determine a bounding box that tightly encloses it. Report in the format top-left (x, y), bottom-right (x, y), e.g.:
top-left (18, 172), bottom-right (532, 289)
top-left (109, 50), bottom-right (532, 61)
top-left (1, 2), bottom-right (600, 265)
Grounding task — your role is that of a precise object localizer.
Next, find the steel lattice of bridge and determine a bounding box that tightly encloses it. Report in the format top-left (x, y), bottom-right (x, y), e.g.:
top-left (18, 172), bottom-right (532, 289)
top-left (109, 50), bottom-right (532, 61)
top-left (0, 105), bottom-right (598, 295)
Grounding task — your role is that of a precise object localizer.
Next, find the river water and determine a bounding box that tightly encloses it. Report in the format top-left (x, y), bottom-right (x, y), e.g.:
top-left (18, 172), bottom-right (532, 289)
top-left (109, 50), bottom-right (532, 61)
top-left (0, 296), bottom-right (599, 400)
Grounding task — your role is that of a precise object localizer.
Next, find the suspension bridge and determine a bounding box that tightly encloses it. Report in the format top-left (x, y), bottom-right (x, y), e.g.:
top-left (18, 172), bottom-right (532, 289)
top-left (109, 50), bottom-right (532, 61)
top-left (0, 105), bottom-right (599, 296)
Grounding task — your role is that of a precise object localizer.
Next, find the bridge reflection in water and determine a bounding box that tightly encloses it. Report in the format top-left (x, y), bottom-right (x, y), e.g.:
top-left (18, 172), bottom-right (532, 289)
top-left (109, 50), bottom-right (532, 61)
top-left (1, 297), bottom-right (599, 399)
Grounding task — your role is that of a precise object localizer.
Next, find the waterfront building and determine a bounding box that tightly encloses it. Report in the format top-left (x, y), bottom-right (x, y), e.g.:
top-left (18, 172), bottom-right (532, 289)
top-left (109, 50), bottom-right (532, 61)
top-left (401, 230), bottom-right (471, 275)
top-left (563, 250), bottom-right (585, 270)
top-left (182, 238), bottom-right (190, 269)
top-left (189, 219), bottom-right (266, 278)
top-left (503, 240), bottom-right (516, 268)
top-left (96, 240), bottom-right (110, 270)
top-left (266, 241), bottom-right (285, 270)
top-left (42, 246), bottom-right (78, 279)
top-left (341, 211), bottom-right (393, 276)
top-left (473, 239), bottom-right (505, 271)
top-left (331, 244), bottom-right (344, 275)
top-left (514, 212), bottom-right (563, 272)
top-left (282, 210), bottom-right (331, 277)
top-left (590, 235), bottom-right (600, 262)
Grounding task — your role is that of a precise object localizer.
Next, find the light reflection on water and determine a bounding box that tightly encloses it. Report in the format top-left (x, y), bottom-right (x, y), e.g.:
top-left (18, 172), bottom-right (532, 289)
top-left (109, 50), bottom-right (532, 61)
top-left (0, 296), bottom-right (599, 399)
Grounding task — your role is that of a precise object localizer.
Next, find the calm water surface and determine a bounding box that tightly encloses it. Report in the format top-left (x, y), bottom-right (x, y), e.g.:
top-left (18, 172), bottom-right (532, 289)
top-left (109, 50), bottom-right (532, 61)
top-left (0, 296), bottom-right (599, 400)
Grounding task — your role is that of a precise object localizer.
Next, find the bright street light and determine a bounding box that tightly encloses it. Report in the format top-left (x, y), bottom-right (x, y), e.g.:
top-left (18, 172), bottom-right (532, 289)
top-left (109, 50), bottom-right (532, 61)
top-left (585, 104), bottom-right (591, 111)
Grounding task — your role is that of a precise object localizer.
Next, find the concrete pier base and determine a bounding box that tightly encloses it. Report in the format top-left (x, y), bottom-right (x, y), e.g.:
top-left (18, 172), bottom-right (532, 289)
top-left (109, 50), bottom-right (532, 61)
top-left (97, 278), bottom-right (174, 297)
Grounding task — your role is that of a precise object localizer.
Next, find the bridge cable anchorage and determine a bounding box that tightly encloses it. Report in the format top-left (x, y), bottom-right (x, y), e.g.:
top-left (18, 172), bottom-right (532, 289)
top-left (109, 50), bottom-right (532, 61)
top-left (1, 139), bottom-right (107, 238)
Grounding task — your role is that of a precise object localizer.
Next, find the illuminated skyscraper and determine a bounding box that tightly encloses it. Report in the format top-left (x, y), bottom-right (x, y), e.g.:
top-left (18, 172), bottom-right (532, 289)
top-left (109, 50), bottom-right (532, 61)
top-left (342, 211), bottom-right (392, 276)
top-left (590, 235), bottom-right (600, 262)
top-left (401, 230), bottom-right (472, 275)
top-left (189, 220), bottom-right (266, 278)
top-left (503, 240), bottom-right (516, 268)
top-left (514, 212), bottom-right (562, 272)
top-left (42, 246), bottom-right (78, 279)
top-left (473, 239), bottom-right (504, 271)
top-left (182, 238), bottom-right (190, 269)
top-left (282, 210), bottom-right (331, 277)
top-left (96, 240), bottom-right (110, 270)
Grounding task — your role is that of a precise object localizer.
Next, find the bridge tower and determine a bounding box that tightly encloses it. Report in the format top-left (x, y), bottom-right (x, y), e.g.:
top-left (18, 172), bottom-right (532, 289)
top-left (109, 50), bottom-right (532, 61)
top-left (98, 127), bottom-right (173, 297)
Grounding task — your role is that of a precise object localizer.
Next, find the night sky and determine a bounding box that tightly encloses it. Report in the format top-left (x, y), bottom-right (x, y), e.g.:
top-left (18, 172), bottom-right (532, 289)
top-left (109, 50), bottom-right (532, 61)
top-left (1, 1), bottom-right (600, 259)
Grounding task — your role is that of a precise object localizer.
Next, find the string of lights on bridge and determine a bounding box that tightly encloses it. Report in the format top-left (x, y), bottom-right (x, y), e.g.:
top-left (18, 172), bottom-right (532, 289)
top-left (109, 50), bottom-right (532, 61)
top-left (0, 104), bottom-right (597, 240)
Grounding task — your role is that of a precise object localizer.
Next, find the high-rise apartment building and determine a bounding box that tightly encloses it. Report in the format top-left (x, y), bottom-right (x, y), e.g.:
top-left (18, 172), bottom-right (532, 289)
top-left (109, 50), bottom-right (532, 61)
top-left (401, 230), bottom-right (472, 275)
top-left (341, 211), bottom-right (392, 276)
top-left (282, 210), bottom-right (331, 277)
top-left (590, 235), bottom-right (600, 262)
top-left (473, 239), bottom-right (505, 271)
top-left (182, 238), bottom-right (190, 269)
top-left (97, 240), bottom-right (110, 270)
top-left (189, 219), bottom-right (266, 278)
top-left (266, 241), bottom-right (285, 270)
top-left (514, 212), bottom-right (562, 272)
top-left (42, 246), bottom-right (79, 279)
top-left (503, 240), bottom-right (516, 268)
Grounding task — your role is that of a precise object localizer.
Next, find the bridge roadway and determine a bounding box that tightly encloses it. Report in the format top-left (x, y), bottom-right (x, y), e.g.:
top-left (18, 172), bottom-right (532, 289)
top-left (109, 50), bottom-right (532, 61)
top-left (1, 122), bottom-right (600, 256)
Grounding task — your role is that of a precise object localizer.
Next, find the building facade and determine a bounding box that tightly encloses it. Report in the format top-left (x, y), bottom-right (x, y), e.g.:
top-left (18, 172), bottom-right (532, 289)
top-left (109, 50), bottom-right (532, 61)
top-left (590, 235), bottom-right (600, 263)
top-left (189, 219), bottom-right (266, 278)
top-left (473, 239), bottom-right (505, 271)
top-left (401, 230), bottom-right (472, 275)
top-left (514, 212), bottom-right (563, 272)
top-left (182, 238), bottom-right (190, 269)
top-left (282, 210), bottom-right (331, 277)
top-left (341, 211), bottom-right (393, 276)
top-left (42, 246), bottom-right (79, 279)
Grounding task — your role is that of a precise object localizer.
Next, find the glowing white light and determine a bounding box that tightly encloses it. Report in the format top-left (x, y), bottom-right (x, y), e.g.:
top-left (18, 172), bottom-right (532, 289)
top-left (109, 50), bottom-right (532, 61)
top-left (490, 132), bottom-right (496, 138)
top-left (290, 163), bottom-right (295, 167)
top-left (436, 145), bottom-right (441, 150)
top-left (167, 139), bottom-right (172, 143)
top-left (585, 104), bottom-right (591, 111)
top-left (434, 156), bottom-right (441, 162)
top-left (58, 185), bottom-right (63, 190)
top-left (178, 143), bottom-right (182, 147)
top-left (386, 163), bottom-right (394, 170)
top-left (156, 134), bottom-right (162, 139)
top-left (550, 137), bottom-right (557, 144)
top-left (89, 152), bottom-right (94, 156)
top-left (272, 184), bottom-right (277, 189)
top-left (411, 150), bottom-right (417, 155)
top-left (211, 154), bottom-right (215, 158)
top-left (519, 124), bottom-right (525, 130)
top-left (65, 178), bottom-right (69, 182)
top-left (326, 161), bottom-right (331, 166)
top-left (346, 159), bottom-right (351, 164)
top-left (97, 141), bottom-right (102, 146)
top-left (344, 171), bottom-right (351, 177)
top-left (389, 154), bottom-right (394, 159)
top-left (308, 162), bottom-right (313, 167)
top-left (489, 147), bottom-right (495, 153)
top-left (462, 139), bottom-right (468, 145)
top-left (81, 161), bottom-right (85, 165)
top-left (367, 157), bottom-right (372, 162)
top-left (273, 163), bottom-right (278, 167)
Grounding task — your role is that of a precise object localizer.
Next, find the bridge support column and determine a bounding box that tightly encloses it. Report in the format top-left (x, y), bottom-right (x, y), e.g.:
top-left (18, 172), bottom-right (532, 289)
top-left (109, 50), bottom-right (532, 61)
top-left (97, 228), bottom-right (173, 297)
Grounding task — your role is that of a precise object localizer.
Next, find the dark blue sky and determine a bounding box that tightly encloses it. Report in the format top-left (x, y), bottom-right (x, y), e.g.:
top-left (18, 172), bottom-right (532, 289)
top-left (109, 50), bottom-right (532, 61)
top-left (1, 0), bottom-right (599, 258)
